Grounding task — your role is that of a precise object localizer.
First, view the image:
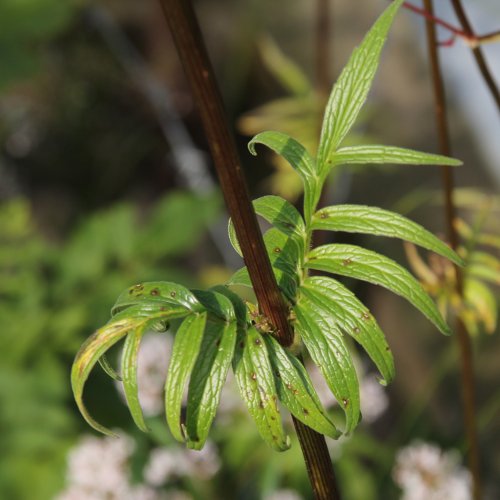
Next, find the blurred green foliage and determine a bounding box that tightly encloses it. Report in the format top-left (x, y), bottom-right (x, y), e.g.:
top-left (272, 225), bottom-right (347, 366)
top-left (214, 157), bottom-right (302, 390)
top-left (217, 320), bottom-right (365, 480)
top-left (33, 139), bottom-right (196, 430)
top-left (0, 192), bottom-right (220, 499)
top-left (0, 0), bottom-right (74, 88)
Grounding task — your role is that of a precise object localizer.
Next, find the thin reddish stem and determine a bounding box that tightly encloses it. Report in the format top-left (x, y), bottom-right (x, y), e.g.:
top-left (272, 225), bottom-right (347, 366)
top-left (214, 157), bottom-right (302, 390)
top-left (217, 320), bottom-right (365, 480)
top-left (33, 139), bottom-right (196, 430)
top-left (423, 2), bottom-right (482, 499)
top-left (398, 1), bottom-right (500, 49)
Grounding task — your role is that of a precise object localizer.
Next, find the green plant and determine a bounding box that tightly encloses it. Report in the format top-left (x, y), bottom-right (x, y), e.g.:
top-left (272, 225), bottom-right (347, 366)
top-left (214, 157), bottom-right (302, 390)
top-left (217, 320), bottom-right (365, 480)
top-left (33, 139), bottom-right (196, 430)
top-left (71, 0), bottom-right (462, 479)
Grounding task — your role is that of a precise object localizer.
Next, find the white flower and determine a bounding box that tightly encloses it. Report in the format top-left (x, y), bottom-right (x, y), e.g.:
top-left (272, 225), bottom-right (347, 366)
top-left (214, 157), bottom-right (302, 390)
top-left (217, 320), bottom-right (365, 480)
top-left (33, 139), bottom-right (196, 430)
top-left (393, 441), bottom-right (472, 500)
top-left (307, 363), bottom-right (388, 423)
top-left (306, 362), bottom-right (337, 409)
top-left (144, 441), bottom-right (221, 487)
top-left (264, 489), bottom-right (303, 500)
top-left (116, 333), bottom-right (173, 416)
top-left (56, 434), bottom-right (135, 499)
top-left (144, 448), bottom-right (190, 486)
top-left (360, 375), bottom-right (388, 423)
top-left (126, 484), bottom-right (168, 500)
top-left (184, 440), bottom-right (221, 479)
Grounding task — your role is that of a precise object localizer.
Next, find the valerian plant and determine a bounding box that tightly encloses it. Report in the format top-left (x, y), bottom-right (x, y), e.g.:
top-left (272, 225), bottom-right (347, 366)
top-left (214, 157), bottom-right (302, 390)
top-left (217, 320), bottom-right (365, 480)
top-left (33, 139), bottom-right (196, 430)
top-left (72, 0), bottom-right (463, 452)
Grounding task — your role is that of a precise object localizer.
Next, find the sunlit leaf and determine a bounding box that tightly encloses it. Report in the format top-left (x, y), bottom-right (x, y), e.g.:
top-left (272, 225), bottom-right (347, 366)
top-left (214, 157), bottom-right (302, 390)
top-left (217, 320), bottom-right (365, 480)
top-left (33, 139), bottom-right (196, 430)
top-left (233, 327), bottom-right (290, 451)
top-left (227, 228), bottom-right (300, 300)
top-left (111, 281), bottom-right (204, 316)
top-left (210, 285), bottom-right (248, 327)
top-left (253, 195), bottom-right (306, 241)
top-left (331, 145), bottom-right (462, 168)
top-left (185, 291), bottom-right (237, 449)
top-left (98, 354), bottom-right (121, 381)
top-left (306, 244), bottom-right (450, 334)
top-left (121, 328), bottom-right (149, 432)
top-left (293, 301), bottom-right (360, 433)
top-left (71, 305), bottom-right (188, 436)
top-left (165, 313), bottom-right (207, 442)
top-left (312, 204), bottom-right (463, 266)
top-left (467, 252), bottom-right (500, 286)
top-left (317, 0), bottom-right (403, 173)
top-left (258, 36), bottom-right (312, 96)
top-left (464, 279), bottom-right (498, 334)
top-left (228, 195), bottom-right (306, 256)
top-left (264, 335), bottom-right (341, 438)
top-left (248, 131), bottom-right (320, 223)
top-left (301, 276), bottom-right (394, 385)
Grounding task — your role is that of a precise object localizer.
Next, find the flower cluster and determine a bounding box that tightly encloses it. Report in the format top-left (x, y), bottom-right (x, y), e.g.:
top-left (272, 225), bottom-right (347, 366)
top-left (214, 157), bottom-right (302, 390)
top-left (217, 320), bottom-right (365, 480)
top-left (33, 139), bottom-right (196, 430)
top-left (393, 441), bottom-right (471, 500)
top-left (308, 362), bottom-right (389, 424)
top-left (56, 433), bottom-right (221, 500)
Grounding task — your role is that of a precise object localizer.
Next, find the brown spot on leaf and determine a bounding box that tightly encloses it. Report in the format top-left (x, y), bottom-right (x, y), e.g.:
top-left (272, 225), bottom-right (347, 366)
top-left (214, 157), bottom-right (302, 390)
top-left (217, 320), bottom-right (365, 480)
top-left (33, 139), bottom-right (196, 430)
top-left (342, 258), bottom-right (353, 266)
top-left (273, 247), bottom-right (282, 253)
top-left (342, 398), bottom-right (349, 407)
top-left (319, 212), bottom-right (329, 219)
top-left (303, 408), bottom-right (309, 415)
top-left (170, 291), bottom-right (177, 298)
top-left (250, 373), bottom-right (257, 381)
top-left (150, 288), bottom-right (160, 296)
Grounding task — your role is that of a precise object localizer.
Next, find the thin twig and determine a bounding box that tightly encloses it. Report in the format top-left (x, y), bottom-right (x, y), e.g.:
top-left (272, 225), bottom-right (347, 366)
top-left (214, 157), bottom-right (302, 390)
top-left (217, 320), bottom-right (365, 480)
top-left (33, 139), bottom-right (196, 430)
top-left (396, 0), bottom-right (500, 112)
top-left (402, 1), bottom-right (500, 48)
top-left (449, 0), bottom-right (500, 112)
top-left (157, 1), bottom-right (341, 498)
top-left (423, 2), bottom-right (482, 499)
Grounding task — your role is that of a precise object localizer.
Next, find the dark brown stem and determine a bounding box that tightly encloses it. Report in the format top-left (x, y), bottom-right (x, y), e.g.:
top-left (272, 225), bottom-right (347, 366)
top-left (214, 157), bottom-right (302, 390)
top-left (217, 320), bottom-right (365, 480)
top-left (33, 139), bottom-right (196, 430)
top-left (449, 0), bottom-right (500, 113)
top-left (423, 2), bottom-right (482, 499)
top-left (158, 0), bottom-right (340, 498)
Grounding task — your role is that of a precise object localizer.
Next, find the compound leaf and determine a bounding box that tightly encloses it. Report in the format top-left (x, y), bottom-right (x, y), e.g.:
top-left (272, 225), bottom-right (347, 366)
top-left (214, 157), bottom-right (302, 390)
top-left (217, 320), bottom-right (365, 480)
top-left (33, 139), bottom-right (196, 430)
top-left (227, 228), bottom-right (300, 301)
top-left (306, 244), bottom-right (450, 334)
top-left (71, 305), bottom-right (188, 436)
top-left (317, 0), bottom-right (403, 173)
top-left (312, 204), bottom-right (463, 266)
top-left (293, 301), bottom-right (360, 433)
top-left (165, 313), bottom-right (207, 442)
top-left (264, 335), bottom-right (340, 438)
top-left (248, 131), bottom-right (320, 223)
top-left (301, 277), bottom-right (394, 384)
top-left (112, 281), bottom-right (204, 316)
top-left (233, 327), bottom-right (290, 451)
top-left (98, 354), bottom-right (121, 381)
top-left (464, 279), bottom-right (497, 334)
top-left (185, 291), bottom-right (237, 450)
top-left (121, 327), bottom-right (149, 432)
top-left (332, 145), bottom-right (462, 168)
